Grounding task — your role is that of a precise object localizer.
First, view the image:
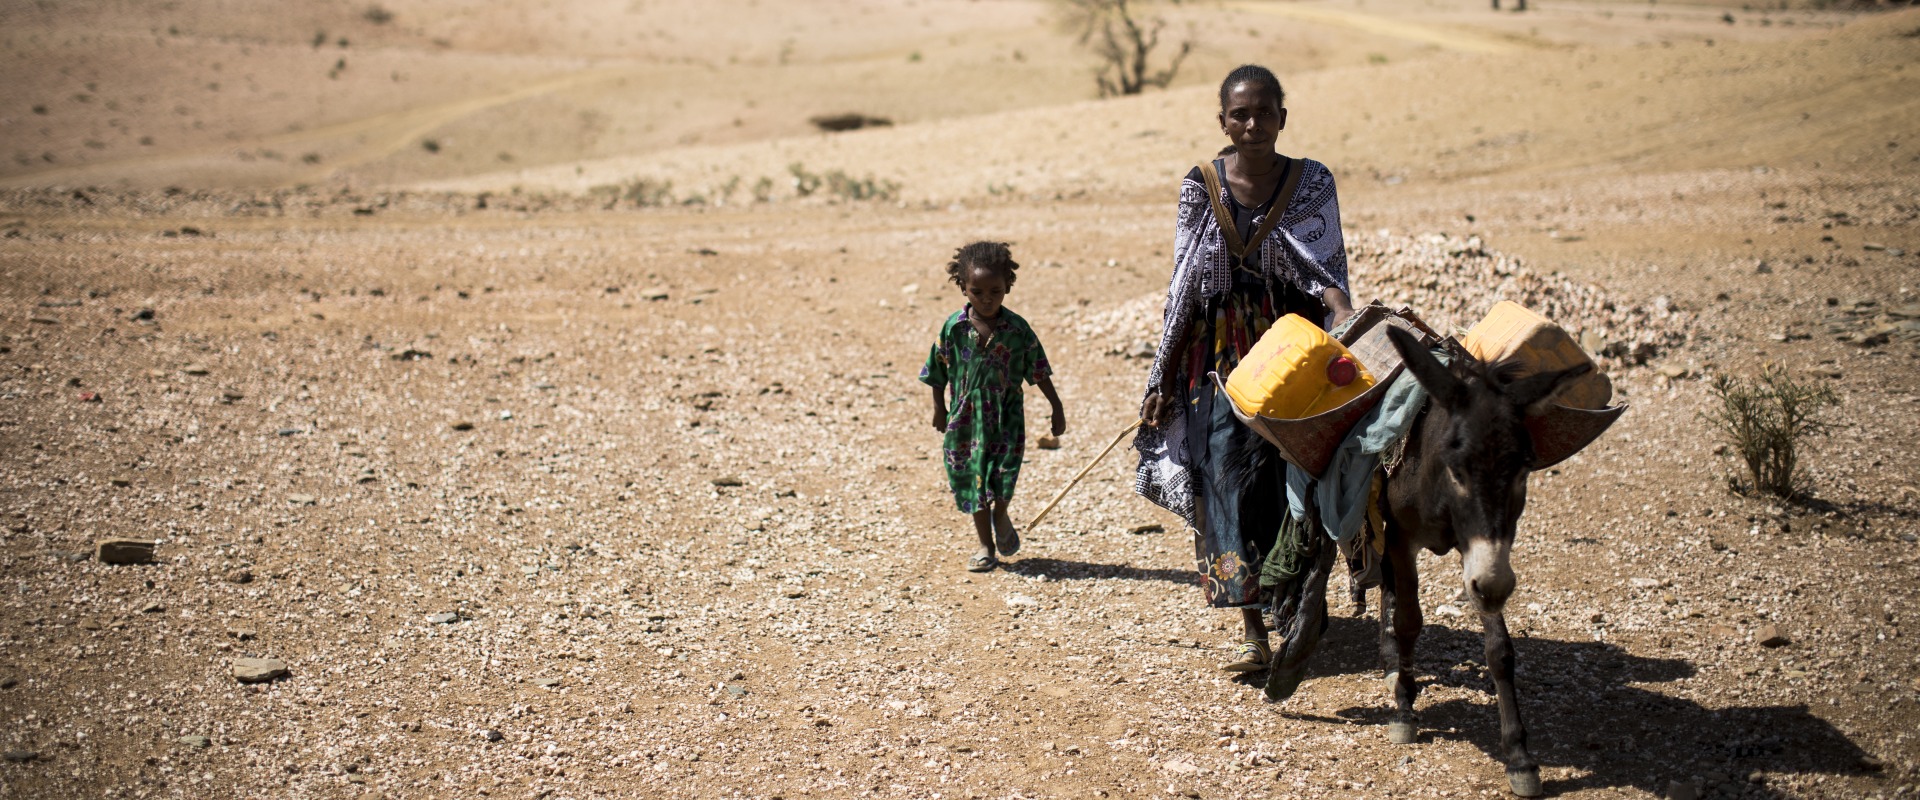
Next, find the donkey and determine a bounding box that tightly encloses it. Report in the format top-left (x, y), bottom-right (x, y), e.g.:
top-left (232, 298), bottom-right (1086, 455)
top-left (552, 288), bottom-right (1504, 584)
top-left (1264, 325), bottom-right (1593, 798)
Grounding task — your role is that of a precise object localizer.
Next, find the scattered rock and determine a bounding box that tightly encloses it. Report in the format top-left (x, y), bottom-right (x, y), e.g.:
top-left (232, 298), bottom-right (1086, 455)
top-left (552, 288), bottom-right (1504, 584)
top-left (1436, 604), bottom-right (1463, 618)
top-left (534, 677), bottom-right (562, 688)
top-left (1035, 434), bottom-right (1060, 450)
top-left (1667, 779), bottom-right (1700, 800)
top-left (1629, 577), bottom-right (1662, 589)
top-left (276, 428), bottom-right (303, 437)
top-left (392, 349), bottom-right (432, 361)
top-left (227, 628), bottom-right (256, 641)
top-left (1128, 523), bottom-right (1165, 535)
top-left (232, 657), bottom-right (288, 684)
top-left (640, 287), bottom-right (670, 301)
top-left (287, 494), bottom-right (316, 506)
top-left (3, 750), bottom-right (36, 763)
top-left (427, 612), bottom-right (459, 624)
top-left (181, 364), bottom-right (210, 376)
top-left (96, 539), bottom-right (156, 565)
top-left (130, 308), bottom-right (155, 321)
top-left (77, 391), bottom-right (101, 403)
top-left (1161, 759), bottom-right (1199, 775)
top-left (481, 729), bottom-right (504, 742)
top-left (109, 476), bottom-right (132, 487)
top-left (450, 421), bottom-right (474, 431)
top-left (226, 569), bottom-right (254, 584)
top-left (176, 735), bottom-right (211, 749)
top-left (711, 476), bottom-right (744, 487)
top-left (1756, 624), bottom-right (1791, 648)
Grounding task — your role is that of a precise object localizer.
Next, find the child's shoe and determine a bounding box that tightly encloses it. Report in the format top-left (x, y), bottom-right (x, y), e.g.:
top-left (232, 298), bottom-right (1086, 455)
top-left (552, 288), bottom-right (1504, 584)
top-left (993, 517), bottom-right (1021, 556)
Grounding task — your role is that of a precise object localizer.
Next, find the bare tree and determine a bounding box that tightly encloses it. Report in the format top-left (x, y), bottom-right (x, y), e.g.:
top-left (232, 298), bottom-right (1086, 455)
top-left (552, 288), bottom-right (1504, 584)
top-left (1055, 0), bottom-right (1194, 97)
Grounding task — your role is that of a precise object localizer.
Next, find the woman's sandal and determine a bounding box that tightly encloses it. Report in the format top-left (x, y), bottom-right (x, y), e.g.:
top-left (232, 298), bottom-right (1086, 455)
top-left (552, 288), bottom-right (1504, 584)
top-left (993, 517), bottom-right (1021, 557)
top-left (1219, 639), bottom-right (1272, 673)
top-left (966, 553), bottom-right (997, 572)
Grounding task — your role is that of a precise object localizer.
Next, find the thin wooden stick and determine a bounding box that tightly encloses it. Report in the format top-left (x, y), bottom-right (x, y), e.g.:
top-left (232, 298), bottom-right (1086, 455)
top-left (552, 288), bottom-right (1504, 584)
top-left (1025, 418), bottom-right (1145, 530)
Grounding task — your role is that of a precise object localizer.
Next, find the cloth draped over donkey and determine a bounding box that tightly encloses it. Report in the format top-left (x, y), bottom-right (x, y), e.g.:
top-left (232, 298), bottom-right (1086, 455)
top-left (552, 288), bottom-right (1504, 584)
top-left (1132, 157), bottom-right (1349, 608)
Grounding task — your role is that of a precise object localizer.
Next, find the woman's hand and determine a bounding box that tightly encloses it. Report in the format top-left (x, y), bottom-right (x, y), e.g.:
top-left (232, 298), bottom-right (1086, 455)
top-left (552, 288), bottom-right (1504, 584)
top-left (1050, 407), bottom-right (1067, 437)
top-left (931, 407), bottom-right (948, 433)
top-left (1142, 392), bottom-right (1175, 428)
top-left (1324, 287), bottom-right (1355, 332)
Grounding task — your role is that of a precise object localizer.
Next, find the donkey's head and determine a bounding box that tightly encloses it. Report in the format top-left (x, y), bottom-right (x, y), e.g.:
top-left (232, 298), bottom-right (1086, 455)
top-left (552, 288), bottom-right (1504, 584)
top-left (1386, 326), bottom-right (1592, 615)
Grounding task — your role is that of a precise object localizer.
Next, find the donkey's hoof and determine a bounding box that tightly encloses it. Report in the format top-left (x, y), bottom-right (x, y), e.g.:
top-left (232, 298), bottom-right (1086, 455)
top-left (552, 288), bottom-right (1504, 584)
top-left (1386, 721), bottom-right (1417, 745)
top-left (1506, 767), bottom-right (1543, 797)
top-left (1263, 666), bottom-right (1306, 703)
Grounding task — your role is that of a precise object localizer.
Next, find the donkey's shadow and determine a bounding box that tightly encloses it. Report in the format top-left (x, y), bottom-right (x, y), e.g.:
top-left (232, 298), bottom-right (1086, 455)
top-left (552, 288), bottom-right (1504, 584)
top-left (1267, 615), bottom-right (1876, 797)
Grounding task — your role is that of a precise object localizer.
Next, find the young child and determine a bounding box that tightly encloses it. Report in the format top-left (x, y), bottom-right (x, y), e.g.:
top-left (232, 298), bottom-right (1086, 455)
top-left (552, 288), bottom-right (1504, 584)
top-left (920, 241), bottom-right (1066, 572)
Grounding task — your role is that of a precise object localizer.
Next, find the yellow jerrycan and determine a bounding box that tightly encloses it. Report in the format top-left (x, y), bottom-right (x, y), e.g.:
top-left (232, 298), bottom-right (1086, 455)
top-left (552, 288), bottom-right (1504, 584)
top-left (1461, 301), bottom-right (1613, 410)
top-left (1224, 314), bottom-right (1377, 421)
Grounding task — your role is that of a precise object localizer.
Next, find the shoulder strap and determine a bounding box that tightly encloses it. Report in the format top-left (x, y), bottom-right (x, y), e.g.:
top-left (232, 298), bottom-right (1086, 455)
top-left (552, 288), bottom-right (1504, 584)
top-left (1198, 160), bottom-right (1248, 260)
top-left (1199, 157), bottom-right (1304, 262)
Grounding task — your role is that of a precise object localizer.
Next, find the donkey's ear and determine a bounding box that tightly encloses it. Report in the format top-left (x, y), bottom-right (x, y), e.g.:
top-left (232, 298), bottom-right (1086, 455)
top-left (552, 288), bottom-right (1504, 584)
top-left (1387, 326), bottom-right (1464, 408)
top-left (1506, 362), bottom-right (1594, 416)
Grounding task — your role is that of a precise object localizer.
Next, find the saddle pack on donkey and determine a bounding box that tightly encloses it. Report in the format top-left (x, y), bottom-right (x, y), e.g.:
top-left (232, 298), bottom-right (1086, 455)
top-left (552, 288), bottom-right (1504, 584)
top-left (1216, 299), bottom-right (1626, 797)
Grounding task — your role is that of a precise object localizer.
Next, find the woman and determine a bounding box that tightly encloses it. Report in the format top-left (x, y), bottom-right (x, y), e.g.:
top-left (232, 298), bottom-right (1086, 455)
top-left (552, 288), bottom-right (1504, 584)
top-left (1134, 64), bottom-right (1354, 673)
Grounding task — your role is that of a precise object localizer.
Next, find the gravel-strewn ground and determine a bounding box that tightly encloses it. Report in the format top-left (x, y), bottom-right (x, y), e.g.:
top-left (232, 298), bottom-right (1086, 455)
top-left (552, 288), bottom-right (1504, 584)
top-left (0, 180), bottom-right (1914, 799)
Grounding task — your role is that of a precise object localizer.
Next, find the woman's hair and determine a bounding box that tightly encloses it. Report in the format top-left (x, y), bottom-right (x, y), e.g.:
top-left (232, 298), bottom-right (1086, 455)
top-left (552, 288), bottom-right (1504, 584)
top-left (1218, 64), bottom-right (1285, 110)
top-left (947, 241), bottom-right (1019, 288)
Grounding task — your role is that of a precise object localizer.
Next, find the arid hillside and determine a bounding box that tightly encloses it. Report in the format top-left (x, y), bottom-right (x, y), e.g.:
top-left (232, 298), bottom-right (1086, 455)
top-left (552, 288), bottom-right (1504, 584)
top-left (1, 2), bottom-right (1917, 799)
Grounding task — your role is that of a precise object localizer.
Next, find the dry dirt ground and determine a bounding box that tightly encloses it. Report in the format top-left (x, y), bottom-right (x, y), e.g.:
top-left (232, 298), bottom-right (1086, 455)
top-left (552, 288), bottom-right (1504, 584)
top-left (2, 1), bottom-right (1919, 798)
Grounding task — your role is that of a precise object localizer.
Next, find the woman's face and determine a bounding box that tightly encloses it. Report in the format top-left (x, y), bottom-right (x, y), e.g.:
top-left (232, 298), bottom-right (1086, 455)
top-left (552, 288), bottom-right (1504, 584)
top-left (1217, 81), bottom-right (1287, 157)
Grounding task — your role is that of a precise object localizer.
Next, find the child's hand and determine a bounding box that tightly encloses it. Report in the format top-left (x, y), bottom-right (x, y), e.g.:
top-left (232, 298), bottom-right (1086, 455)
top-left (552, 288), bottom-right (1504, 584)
top-left (1050, 410), bottom-right (1067, 437)
top-left (932, 408), bottom-right (948, 433)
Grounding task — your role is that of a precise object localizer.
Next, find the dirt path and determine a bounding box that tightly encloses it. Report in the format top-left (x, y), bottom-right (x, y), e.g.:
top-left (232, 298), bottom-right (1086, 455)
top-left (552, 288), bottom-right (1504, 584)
top-left (1227, 0), bottom-right (1536, 54)
top-left (0, 67), bottom-right (632, 191)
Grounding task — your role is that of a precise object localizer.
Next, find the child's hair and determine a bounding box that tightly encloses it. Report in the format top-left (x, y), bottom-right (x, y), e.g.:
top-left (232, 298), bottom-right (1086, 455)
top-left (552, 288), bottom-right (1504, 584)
top-left (1219, 64), bottom-right (1285, 110)
top-left (946, 241), bottom-right (1019, 289)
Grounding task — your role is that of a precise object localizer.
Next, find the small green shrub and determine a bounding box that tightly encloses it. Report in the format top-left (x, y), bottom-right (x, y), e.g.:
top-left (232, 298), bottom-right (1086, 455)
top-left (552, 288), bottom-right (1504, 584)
top-left (1702, 365), bottom-right (1839, 499)
top-left (590, 178), bottom-right (674, 207)
top-left (789, 163), bottom-right (822, 197)
top-left (789, 163), bottom-right (899, 202)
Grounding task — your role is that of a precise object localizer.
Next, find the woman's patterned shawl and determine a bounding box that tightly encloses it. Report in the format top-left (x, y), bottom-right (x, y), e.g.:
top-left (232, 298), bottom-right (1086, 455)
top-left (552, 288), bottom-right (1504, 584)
top-left (1132, 157), bottom-right (1350, 525)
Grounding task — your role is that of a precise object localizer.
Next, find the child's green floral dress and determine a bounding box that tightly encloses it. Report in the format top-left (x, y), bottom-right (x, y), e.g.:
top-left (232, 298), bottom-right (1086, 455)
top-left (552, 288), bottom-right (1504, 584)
top-left (920, 306), bottom-right (1052, 514)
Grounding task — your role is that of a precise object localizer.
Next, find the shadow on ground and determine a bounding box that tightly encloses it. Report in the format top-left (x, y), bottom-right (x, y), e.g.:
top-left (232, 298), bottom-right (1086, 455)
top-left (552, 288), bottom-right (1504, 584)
top-left (1263, 615), bottom-right (1875, 797)
top-left (1000, 556), bottom-right (1196, 586)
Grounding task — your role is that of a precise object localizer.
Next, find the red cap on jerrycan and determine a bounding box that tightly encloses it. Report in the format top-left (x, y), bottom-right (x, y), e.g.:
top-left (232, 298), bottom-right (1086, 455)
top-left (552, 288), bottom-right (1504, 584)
top-left (1326, 356), bottom-right (1358, 387)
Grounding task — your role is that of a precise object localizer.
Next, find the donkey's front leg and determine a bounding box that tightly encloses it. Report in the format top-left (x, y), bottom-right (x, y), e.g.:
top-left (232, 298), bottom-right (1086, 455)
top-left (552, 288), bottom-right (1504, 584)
top-left (1379, 538), bottom-right (1422, 744)
top-left (1482, 612), bottom-right (1540, 797)
top-left (1265, 538), bottom-right (1334, 703)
